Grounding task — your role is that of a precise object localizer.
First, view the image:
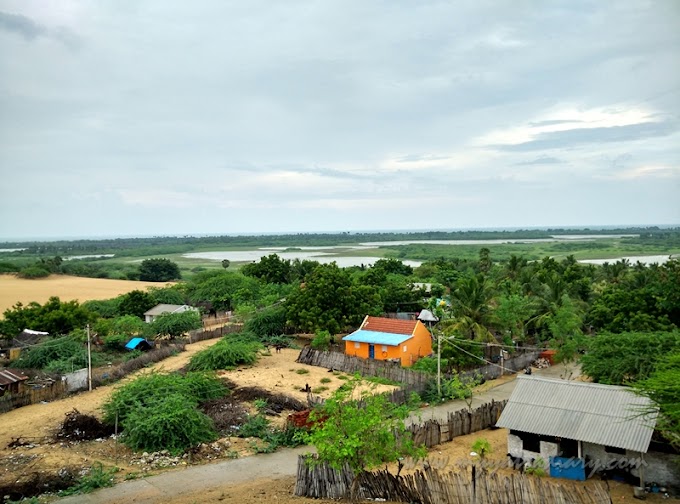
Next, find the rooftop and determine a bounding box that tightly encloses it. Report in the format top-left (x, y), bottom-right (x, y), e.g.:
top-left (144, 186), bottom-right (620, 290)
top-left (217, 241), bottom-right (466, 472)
top-left (342, 329), bottom-right (412, 346)
top-left (361, 316), bottom-right (418, 335)
top-left (496, 375), bottom-right (658, 453)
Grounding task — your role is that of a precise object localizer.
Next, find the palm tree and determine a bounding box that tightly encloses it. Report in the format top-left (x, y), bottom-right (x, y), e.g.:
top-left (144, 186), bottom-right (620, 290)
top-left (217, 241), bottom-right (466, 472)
top-left (442, 273), bottom-right (495, 342)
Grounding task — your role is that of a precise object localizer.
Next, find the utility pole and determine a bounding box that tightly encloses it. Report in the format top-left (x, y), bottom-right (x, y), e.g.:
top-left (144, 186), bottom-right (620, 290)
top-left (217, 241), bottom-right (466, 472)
top-left (87, 324), bottom-right (92, 391)
top-left (437, 330), bottom-right (441, 398)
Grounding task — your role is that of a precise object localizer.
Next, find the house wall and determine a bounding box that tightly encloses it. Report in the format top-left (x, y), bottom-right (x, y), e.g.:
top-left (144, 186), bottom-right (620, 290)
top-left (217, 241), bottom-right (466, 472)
top-left (583, 442), bottom-right (680, 490)
top-left (402, 323), bottom-right (433, 367)
top-left (508, 433), bottom-right (523, 458)
top-left (343, 321), bottom-right (433, 367)
top-left (344, 341), bottom-right (402, 362)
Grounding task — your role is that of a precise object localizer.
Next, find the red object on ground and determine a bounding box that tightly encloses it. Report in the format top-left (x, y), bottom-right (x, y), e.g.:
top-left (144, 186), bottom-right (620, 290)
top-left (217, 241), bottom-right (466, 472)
top-left (539, 349), bottom-right (557, 365)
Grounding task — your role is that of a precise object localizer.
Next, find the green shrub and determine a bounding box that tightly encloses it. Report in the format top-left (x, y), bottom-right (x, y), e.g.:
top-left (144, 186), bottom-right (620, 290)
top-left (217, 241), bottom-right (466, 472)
top-left (471, 438), bottom-right (492, 459)
top-left (18, 265), bottom-right (51, 279)
top-left (58, 463), bottom-right (118, 496)
top-left (187, 338), bottom-right (261, 371)
top-left (311, 330), bottom-right (332, 351)
top-left (102, 371), bottom-right (227, 425)
top-left (237, 414), bottom-right (271, 438)
top-left (103, 334), bottom-right (128, 351)
top-left (122, 393), bottom-right (217, 454)
top-left (13, 336), bottom-right (87, 370)
top-left (244, 306), bottom-right (287, 337)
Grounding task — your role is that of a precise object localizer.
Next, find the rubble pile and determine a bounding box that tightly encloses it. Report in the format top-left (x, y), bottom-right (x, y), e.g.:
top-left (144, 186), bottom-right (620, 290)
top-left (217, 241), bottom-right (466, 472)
top-left (200, 397), bottom-right (249, 434)
top-left (533, 358), bottom-right (551, 369)
top-left (231, 387), bottom-right (306, 413)
top-left (56, 409), bottom-right (114, 441)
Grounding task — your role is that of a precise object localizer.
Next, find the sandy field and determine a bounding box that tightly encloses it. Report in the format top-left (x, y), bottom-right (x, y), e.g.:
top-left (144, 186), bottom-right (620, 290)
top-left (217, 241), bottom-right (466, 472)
top-left (0, 341), bottom-right (398, 502)
top-left (0, 274), bottom-right (172, 314)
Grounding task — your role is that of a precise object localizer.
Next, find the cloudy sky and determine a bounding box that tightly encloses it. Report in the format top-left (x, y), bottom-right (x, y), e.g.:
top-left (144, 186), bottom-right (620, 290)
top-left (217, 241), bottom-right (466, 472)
top-left (0, 1), bottom-right (679, 240)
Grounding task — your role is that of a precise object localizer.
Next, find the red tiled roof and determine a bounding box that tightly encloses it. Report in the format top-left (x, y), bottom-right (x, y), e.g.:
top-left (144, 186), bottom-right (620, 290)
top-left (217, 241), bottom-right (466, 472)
top-left (361, 316), bottom-right (417, 335)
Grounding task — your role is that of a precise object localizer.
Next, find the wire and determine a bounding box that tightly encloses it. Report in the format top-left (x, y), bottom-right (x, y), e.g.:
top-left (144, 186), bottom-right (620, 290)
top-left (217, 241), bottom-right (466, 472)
top-left (445, 341), bottom-right (521, 374)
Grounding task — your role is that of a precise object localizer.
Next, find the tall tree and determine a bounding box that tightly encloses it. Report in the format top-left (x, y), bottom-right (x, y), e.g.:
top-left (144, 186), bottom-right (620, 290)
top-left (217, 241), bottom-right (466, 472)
top-left (139, 258), bottom-right (181, 282)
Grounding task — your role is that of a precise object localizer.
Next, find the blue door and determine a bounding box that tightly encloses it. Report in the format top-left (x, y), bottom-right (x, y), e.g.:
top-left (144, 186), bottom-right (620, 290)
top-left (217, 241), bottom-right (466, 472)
top-left (369, 345), bottom-right (375, 359)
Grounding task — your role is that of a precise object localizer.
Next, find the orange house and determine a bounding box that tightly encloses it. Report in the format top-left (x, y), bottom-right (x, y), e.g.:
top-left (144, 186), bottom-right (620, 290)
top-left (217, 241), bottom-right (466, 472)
top-left (342, 316), bottom-right (433, 367)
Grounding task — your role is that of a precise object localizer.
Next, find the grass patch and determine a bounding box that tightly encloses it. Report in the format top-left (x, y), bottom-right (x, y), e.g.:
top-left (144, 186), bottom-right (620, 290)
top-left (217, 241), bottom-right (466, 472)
top-left (312, 386), bottom-right (329, 394)
top-left (365, 375), bottom-right (400, 386)
top-left (336, 374), bottom-right (349, 380)
top-left (320, 377), bottom-right (331, 384)
top-left (294, 368), bottom-right (310, 375)
top-left (58, 463), bottom-right (118, 496)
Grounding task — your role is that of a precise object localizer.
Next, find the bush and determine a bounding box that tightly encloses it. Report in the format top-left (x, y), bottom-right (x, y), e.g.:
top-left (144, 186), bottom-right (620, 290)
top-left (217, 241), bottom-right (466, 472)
top-left (311, 330), bottom-right (332, 351)
top-left (187, 338), bottom-right (261, 371)
top-left (244, 306), bottom-right (287, 337)
top-left (13, 336), bottom-right (87, 370)
top-left (103, 334), bottom-right (128, 351)
top-left (471, 438), bottom-right (492, 459)
top-left (122, 393), bottom-right (217, 454)
top-left (102, 371), bottom-right (227, 425)
top-left (18, 265), bottom-right (51, 279)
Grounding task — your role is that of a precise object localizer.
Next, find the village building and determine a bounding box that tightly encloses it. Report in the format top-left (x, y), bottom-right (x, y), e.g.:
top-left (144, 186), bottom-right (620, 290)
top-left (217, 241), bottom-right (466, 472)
top-left (342, 316), bottom-right (433, 367)
top-left (497, 375), bottom-right (678, 491)
top-left (0, 369), bottom-right (29, 396)
top-left (143, 304), bottom-right (198, 323)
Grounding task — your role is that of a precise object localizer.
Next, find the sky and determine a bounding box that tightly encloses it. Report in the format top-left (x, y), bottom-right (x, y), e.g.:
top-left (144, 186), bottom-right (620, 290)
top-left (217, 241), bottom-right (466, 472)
top-left (0, 1), bottom-right (679, 240)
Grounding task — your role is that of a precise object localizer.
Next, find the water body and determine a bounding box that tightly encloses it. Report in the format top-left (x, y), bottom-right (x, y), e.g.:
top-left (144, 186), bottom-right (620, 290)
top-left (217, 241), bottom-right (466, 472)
top-left (64, 254), bottom-right (116, 260)
top-left (183, 249), bottom-right (421, 268)
top-left (578, 255), bottom-right (677, 265)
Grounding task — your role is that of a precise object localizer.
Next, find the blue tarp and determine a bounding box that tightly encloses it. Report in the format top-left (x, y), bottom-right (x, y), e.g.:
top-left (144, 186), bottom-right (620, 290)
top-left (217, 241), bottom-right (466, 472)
top-left (125, 337), bottom-right (148, 350)
top-left (549, 456), bottom-right (586, 481)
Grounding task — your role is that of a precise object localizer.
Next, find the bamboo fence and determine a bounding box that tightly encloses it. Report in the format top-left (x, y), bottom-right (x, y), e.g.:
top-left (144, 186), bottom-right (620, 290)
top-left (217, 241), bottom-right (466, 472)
top-left (295, 457), bottom-right (611, 504)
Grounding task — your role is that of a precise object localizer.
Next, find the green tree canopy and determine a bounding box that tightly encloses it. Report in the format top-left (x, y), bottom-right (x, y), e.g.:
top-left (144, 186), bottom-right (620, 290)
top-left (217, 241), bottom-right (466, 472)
top-left (580, 331), bottom-right (680, 385)
top-left (118, 290), bottom-right (156, 319)
top-left (285, 263), bottom-right (381, 334)
top-left (149, 310), bottom-right (202, 339)
top-left (633, 351), bottom-right (680, 449)
top-left (139, 258), bottom-right (181, 282)
top-left (0, 296), bottom-right (94, 337)
top-left (298, 377), bottom-right (426, 479)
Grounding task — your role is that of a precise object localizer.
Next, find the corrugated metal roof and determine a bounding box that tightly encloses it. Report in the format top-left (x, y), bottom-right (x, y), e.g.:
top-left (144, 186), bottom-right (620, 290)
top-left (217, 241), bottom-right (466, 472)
top-left (342, 330), bottom-right (412, 346)
top-left (496, 375), bottom-right (657, 453)
top-left (362, 316), bottom-right (417, 335)
top-left (0, 369), bottom-right (29, 386)
top-left (143, 304), bottom-right (187, 316)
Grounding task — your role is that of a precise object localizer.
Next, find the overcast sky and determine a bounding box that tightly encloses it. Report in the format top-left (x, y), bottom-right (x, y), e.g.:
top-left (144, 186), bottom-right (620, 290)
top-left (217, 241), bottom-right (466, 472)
top-left (1, 1), bottom-right (679, 240)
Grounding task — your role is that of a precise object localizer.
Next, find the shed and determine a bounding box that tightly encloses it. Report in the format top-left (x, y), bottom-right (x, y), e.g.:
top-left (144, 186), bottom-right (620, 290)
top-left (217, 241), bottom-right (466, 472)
top-left (0, 369), bottom-right (29, 396)
top-left (143, 304), bottom-right (197, 323)
top-left (12, 329), bottom-right (49, 347)
top-left (496, 375), bottom-right (678, 489)
top-left (342, 316), bottom-right (432, 367)
top-left (125, 338), bottom-right (154, 351)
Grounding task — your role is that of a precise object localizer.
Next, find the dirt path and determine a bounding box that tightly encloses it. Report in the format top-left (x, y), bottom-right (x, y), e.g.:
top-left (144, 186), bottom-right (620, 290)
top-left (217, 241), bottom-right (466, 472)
top-left (55, 366), bottom-right (569, 504)
top-left (0, 338), bottom-right (222, 449)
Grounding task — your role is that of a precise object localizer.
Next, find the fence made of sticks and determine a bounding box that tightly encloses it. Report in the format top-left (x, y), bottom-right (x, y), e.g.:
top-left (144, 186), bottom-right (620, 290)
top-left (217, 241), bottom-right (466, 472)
top-left (0, 380), bottom-right (67, 414)
top-left (296, 347), bottom-right (540, 389)
top-left (295, 458), bottom-right (611, 504)
top-left (409, 400), bottom-right (507, 448)
top-left (186, 323), bottom-right (243, 343)
top-left (297, 347), bottom-right (432, 387)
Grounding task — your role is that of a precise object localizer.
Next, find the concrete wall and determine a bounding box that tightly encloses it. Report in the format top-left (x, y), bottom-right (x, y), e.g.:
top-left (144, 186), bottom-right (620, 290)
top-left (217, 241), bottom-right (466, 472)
top-left (64, 367), bottom-right (88, 392)
top-left (508, 433), bottom-right (523, 458)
